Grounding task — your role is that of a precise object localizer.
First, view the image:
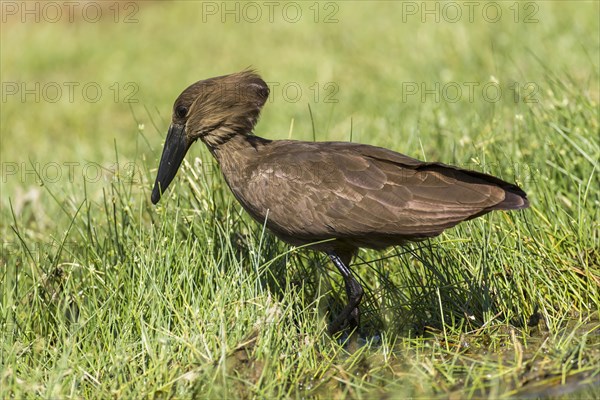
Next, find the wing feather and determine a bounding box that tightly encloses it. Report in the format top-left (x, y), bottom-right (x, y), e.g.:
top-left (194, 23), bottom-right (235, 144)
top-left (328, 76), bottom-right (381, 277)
top-left (231, 140), bottom-right (520, 244)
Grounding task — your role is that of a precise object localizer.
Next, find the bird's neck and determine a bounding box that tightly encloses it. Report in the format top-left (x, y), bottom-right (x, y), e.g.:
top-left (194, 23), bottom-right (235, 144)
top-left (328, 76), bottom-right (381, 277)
top-left (207, 131), bottom-right (271, 170)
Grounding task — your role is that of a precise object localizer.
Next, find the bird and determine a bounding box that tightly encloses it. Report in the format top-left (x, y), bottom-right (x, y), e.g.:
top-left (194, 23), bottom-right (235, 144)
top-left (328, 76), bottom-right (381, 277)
top-left (151, 70), bottom-right (529, 334)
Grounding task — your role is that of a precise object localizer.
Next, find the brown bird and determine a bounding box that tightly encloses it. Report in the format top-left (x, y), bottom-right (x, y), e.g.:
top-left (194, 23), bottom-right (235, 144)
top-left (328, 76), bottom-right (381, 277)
top-left (151, 70), bottom-right (529, 333)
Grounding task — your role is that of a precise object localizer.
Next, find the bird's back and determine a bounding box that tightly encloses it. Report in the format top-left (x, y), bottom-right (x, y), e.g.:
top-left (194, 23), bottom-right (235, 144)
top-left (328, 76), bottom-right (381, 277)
top-left (216, 139), bottom-right (528, 249)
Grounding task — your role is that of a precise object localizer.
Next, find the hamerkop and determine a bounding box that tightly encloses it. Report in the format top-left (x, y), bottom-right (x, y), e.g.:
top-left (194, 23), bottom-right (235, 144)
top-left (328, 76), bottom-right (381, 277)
top-left (151, 70), bottom-right (529, 334)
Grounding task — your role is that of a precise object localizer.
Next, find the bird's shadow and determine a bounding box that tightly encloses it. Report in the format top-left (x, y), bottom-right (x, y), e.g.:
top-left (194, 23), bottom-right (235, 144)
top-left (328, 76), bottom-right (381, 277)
top-left (231, 225), bottom-right (528, 339)
top-left (352, 243), bottom-right (499, 336)
top-left (317, 242), bottom-right (503, 337)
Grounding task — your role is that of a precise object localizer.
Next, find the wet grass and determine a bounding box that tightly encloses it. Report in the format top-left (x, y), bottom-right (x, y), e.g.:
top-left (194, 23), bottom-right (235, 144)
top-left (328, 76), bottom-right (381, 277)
top-left (1, 1), bottom-right (599, 398)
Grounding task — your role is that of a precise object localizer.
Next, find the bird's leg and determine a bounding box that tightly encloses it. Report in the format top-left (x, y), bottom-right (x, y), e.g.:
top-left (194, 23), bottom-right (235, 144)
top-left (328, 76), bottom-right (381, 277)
top-left (326, 251), bottom-right (363, 334)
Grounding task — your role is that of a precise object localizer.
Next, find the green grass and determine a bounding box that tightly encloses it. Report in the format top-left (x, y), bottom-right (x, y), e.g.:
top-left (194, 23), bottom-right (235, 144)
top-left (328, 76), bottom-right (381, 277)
top-left (1, 1), bottom-right (599, 398)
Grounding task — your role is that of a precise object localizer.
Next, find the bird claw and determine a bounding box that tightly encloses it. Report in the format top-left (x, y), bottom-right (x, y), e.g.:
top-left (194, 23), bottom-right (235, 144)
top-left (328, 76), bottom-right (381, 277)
top-left (328, 306), bottom-right (360, 335)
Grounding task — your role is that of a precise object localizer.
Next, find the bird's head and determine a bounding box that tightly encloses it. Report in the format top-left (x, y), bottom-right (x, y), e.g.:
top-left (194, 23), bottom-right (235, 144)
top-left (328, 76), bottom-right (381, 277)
top-left (151, 70), bottom-right (269, 204)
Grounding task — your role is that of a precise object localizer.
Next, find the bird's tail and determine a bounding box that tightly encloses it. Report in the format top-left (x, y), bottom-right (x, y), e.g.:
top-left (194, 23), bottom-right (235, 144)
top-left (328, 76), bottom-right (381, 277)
top-left (493, 185), bottom-right (529, 210)
top-left (443, 165), bottom-right (530, 211)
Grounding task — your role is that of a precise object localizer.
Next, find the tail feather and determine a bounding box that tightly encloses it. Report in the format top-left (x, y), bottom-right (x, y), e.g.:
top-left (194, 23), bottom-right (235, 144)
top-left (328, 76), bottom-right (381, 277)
top-left (494, 186), bottom-right (529, 210)
top-left (424, 163), bottom-right (530, 211)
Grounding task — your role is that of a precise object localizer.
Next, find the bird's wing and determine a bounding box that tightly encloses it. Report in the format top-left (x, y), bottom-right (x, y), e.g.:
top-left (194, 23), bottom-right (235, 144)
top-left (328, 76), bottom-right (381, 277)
top-left (241, 141), bottom-right (510, 239)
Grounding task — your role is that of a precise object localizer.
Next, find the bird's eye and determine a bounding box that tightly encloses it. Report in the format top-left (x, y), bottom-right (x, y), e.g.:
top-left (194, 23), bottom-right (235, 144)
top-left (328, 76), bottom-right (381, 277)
top-left (175, 105), bottom-right (188, 119)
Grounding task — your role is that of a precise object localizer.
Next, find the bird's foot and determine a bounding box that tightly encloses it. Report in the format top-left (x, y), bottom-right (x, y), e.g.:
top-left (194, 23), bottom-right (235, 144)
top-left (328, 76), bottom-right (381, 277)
top-left (328, 306), bottom-right (360, 336)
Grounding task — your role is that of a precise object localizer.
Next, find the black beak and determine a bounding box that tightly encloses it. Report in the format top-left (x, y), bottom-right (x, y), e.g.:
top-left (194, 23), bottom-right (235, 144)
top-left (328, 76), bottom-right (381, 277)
top-left (151, 124), bottom-right (190, 204)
